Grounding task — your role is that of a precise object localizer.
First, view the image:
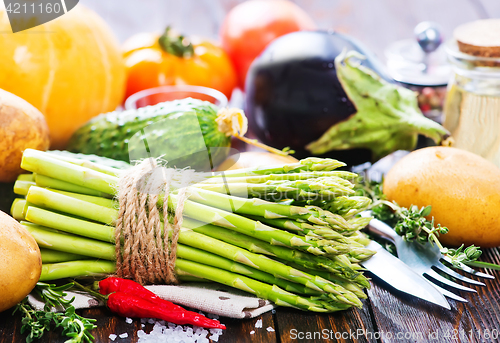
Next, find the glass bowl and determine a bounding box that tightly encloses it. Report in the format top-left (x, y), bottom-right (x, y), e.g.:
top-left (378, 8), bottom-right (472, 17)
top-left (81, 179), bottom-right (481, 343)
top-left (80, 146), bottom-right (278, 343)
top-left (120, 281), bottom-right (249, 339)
top-left (124, 85), bottom-right (228, 110)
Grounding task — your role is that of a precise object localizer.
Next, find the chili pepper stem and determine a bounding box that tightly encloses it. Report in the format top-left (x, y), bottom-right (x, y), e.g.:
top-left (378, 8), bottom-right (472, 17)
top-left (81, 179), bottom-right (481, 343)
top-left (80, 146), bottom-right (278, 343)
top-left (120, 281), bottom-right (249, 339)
top-left (72, 280), bottom-right (108, 303)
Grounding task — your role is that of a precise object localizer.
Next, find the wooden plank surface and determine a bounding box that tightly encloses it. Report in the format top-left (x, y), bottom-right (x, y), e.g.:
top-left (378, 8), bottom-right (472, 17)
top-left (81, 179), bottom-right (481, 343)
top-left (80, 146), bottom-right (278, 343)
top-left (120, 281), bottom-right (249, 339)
top-left (221, 311), bottom-right (278, 343)
top-left (275, 300), bottom-right (377, 343)
top-left (0, 308), bottom-right (278, 343)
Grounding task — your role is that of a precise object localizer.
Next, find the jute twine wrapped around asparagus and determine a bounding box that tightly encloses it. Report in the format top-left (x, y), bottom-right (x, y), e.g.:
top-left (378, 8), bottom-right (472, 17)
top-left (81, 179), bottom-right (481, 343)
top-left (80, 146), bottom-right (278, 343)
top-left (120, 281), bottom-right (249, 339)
top-left (12, 149), bottom-right (376, 312)
top-left (115, 159), bottom-right (196, 285)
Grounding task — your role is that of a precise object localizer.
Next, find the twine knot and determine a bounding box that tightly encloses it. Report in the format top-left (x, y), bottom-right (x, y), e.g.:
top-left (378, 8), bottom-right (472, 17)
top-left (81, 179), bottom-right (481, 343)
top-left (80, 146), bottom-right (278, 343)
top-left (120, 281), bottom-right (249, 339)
top-left (114, 158), bottom-right (195, 285)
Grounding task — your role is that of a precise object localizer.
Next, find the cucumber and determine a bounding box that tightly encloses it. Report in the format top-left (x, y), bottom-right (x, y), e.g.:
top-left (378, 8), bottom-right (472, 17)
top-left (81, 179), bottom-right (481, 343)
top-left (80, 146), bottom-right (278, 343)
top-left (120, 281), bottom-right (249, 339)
top-left (67, 99), bottom-right (232, 171)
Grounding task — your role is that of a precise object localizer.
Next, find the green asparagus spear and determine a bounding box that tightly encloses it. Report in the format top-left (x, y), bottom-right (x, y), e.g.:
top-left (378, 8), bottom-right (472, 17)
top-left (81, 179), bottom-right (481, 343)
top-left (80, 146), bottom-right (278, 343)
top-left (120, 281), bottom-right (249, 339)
top-left (17, 148), bottom-right (375, 313)
top-left (40, 261), bottom-right (116, 281)
top-left (175, 259), bottom-right (349, 312)
top-left (200, 171), bottom-right (358, 184)
top-left (39, 249), bottom-right (91, 264)
top-left (24, 204), bottom-right (364, 305)
top-left (193, 177), bottom-right (355, 201)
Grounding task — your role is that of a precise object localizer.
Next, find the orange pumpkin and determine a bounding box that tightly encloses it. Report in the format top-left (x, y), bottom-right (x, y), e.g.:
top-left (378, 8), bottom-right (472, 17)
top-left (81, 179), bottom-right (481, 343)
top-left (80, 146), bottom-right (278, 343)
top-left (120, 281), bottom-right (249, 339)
top-left (0, 5), bottom-right (126, 148)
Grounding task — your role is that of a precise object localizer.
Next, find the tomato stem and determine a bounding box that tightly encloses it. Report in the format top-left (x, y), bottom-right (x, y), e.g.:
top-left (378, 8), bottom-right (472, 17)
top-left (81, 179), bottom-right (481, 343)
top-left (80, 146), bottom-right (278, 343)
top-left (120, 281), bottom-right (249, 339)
top-left (158, 26), bottom-right (194, 58)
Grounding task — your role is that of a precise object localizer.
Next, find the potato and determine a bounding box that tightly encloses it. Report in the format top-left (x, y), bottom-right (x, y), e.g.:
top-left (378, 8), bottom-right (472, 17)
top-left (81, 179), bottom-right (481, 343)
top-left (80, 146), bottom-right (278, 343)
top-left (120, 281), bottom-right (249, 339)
top-left (383, 147), bottom-right (500, 247)
top-left (0, 88), bottom-right (49, 182)
top-left (0, 210), bottom-right (41, 312)
top-left (217, 151), bottom-right (298, 171)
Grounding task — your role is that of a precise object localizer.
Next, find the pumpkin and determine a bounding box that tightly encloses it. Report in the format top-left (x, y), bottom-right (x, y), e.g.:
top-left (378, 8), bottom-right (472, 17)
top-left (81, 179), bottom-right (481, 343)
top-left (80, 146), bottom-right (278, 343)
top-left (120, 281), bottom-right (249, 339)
top-left (0, 5), bottom-right (126, 148)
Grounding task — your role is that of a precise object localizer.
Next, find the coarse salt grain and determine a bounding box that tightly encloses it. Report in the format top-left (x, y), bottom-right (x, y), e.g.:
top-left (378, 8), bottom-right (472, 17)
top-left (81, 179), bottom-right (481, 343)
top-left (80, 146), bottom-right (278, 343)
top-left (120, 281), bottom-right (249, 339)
top-left (136, 319), bottom-right (224, 343)
top-left (267, 327), bottom-right (275, 332)
top-left (109, 334), bottom-right (117, 341)
top-left (119, 333), bottom-right (128, 338)
top-left (125, 317), bottom-right (133, 324)
top-left (210, 328), bottom-right (223, 336)
top-left (255, 319), bottom-right (263, 328)
top-left (250, 330), bottom-right (255, 335)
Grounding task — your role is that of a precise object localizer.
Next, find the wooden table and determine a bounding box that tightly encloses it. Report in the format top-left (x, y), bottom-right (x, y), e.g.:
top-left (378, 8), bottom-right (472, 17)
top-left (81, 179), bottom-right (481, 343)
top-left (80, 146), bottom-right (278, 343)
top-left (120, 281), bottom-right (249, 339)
top-left (1, 247), bottom-right (499, 343)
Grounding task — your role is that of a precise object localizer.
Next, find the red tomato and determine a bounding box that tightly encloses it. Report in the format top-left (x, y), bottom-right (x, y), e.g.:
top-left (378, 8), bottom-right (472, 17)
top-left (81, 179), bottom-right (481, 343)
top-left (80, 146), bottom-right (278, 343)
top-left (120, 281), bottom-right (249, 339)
top-left (220, 0), bottom-right (316, 89)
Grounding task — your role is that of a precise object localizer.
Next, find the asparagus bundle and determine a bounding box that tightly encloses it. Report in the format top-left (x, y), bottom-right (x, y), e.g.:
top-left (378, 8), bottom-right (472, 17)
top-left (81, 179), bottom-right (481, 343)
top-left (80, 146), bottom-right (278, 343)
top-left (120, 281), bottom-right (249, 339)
top-left (12, 149), bottom-right (375, 313)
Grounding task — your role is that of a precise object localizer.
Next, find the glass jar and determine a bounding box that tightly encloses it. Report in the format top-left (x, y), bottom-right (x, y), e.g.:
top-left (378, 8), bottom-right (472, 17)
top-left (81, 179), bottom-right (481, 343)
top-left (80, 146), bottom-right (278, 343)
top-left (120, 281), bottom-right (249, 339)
top-left (385, 38), bottom-right (451, 123)
top-left (443, 40), bottom-right (500, 166)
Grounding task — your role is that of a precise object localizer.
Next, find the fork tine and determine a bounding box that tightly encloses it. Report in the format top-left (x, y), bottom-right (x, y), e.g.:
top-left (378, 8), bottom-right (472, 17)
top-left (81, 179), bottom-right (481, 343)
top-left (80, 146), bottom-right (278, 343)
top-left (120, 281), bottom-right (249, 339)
top-left (430, 283), bottom-right (468, 303)
top-left (433, 262), bottom-right (486, 286)
top-left (441, 256), bottom-right (495, 280)
top-left (425, 269), bottom-right (477, 293)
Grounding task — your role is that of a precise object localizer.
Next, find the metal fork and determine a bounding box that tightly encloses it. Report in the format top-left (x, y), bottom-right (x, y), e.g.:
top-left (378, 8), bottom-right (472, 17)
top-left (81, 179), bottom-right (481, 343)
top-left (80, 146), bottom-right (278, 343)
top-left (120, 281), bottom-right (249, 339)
top-left (361, 212), bottom-right (495, 303)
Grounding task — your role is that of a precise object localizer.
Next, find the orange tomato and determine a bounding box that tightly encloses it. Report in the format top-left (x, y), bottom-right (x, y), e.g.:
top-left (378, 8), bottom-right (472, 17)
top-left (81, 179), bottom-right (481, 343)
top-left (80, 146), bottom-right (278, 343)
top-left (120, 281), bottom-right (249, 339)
top-left (123, 28), bottom-right (237, 101)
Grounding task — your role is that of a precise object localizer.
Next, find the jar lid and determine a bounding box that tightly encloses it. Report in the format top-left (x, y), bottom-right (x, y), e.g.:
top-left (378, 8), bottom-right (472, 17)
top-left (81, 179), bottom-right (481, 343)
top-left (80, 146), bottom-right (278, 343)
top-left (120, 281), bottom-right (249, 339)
top-left (455, 19), bottom-right (500, 58)
top-left (385, 38), bottom-right (451, 86)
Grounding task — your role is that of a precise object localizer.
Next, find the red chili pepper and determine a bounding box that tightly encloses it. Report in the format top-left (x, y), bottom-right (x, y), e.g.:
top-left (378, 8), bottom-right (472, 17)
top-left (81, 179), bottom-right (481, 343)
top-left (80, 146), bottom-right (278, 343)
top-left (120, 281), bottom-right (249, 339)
top-left (99, 277), bottom-right (225, 330)
top-left (107, 291), bottom-right (226, 329)
top-left (99, 277), bottom-right (185, 312)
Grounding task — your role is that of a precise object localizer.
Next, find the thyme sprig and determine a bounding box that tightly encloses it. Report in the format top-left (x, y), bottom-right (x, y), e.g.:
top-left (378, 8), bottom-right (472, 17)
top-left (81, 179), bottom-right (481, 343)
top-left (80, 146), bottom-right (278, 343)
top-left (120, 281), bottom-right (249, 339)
top-left (34, 282), bottom-right (75, 310)
top-left (445, 245), bottom-right (482, 266)
top-left (14, 282), bottom-right (96, 343)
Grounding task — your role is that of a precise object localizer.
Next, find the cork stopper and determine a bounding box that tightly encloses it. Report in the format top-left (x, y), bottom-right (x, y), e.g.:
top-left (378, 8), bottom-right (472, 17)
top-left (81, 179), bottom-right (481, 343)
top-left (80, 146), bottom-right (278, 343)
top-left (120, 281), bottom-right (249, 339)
top-left (454, 19), bottom-right (500, 58)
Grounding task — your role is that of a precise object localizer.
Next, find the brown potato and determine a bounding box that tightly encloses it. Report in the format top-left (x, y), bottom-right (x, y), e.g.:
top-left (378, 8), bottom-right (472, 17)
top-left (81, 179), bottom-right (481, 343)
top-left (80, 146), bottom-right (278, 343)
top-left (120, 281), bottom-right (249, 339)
top-left (383, 147), bottom-right (500, 247)
top-left (0, 210), bottom-right (41, 312)
top-left (0, 89), bottom-right (49, 182)
top-left (217, 151), bottom-right (298, 171)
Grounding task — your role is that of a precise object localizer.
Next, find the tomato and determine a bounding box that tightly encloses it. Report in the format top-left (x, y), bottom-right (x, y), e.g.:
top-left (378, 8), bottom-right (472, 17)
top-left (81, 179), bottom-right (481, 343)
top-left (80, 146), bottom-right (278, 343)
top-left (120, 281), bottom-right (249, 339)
top-left (123, 28), bottom-right (237, 100)
top-left (220, 0), bottom-right (316, 89)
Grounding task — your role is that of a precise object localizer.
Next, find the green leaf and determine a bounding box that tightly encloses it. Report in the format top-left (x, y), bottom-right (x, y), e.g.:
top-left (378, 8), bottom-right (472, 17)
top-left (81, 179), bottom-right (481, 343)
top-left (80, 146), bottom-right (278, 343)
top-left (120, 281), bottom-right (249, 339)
top-left (420, 205), bottom-right (432, 217)
top-left (306, 50), bottom-right (449, 160)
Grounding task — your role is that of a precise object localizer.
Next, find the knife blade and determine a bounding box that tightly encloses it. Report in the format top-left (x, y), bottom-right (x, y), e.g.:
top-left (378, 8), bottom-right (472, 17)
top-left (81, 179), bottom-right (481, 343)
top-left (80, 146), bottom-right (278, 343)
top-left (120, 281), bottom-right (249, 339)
top-left (361, 240), bottom-right (451, 310)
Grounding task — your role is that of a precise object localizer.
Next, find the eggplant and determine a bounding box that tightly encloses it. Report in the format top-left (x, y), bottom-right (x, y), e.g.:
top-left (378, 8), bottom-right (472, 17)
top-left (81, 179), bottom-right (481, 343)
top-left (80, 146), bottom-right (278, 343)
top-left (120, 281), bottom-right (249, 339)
top-left (244, 31), bottom-right (447, 165)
